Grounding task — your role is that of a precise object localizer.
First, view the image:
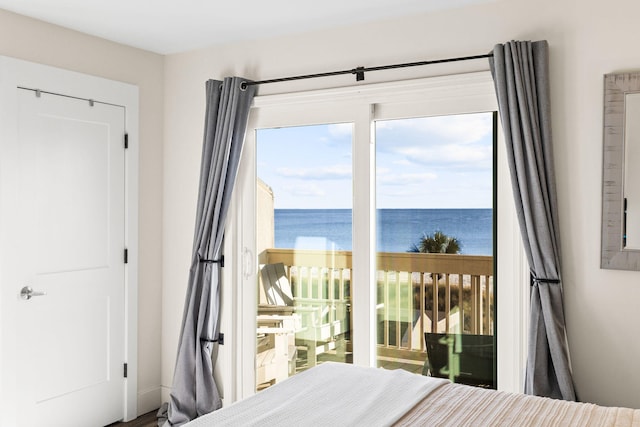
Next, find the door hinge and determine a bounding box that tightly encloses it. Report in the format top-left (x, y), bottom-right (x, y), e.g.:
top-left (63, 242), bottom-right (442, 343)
top-left (124, 363), bottom-right (128, 378)
top-left (124, 248), bottom-right (128, 264)
top-left (124, 133), bottom-right (129, 149)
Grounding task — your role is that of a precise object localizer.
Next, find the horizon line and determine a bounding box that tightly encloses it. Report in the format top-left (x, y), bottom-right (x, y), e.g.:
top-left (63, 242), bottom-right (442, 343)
top-left (274, 207), bottom-right (493, 210)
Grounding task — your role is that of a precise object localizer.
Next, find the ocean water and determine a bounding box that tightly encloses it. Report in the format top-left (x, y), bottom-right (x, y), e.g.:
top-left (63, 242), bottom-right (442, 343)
top-left (274, 208), bottom-right (493, 255)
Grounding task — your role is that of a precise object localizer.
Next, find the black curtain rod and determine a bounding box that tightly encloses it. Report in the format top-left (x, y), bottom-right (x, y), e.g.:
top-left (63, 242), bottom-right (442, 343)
top-left (241, 53), bottom-right (493, 89)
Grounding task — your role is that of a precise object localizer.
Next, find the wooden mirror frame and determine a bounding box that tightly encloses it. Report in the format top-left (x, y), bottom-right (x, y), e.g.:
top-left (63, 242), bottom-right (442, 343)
top-left (601, 71), bottom-right (640, 270)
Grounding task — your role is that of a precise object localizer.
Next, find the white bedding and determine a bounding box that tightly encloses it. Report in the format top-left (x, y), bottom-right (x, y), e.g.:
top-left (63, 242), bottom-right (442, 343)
top-left (184, 363), bottom-right (640, 427)
top-left (184, 362), bottom-right (448, 427)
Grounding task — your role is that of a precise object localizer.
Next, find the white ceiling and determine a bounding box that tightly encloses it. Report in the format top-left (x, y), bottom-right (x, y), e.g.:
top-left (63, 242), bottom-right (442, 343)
top-left (0, 0), bottom-right (495, 54)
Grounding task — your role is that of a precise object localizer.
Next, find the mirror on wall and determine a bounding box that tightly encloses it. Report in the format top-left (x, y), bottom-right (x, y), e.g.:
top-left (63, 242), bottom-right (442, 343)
top-left (624, 93), bottom-right (640, 250)
top-left (602, 71), bottom-right (640, 270)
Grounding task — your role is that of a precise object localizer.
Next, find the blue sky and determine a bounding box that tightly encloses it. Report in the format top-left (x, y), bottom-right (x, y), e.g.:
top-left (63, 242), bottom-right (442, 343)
top-left (257, 112), bottom-right (493, 209)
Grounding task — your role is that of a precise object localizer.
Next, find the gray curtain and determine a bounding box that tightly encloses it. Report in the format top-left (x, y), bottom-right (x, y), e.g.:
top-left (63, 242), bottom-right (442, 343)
top-left (159, 77), bottom-right (256, 426)
top-left (489, 41), bottom-right (576, 401)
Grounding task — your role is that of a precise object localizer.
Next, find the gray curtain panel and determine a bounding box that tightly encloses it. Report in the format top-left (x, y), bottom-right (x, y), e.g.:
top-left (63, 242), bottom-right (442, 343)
top-left (159, 77), bottom-right (256, 426)
top-left (489, 41), bottom-right (576, 401)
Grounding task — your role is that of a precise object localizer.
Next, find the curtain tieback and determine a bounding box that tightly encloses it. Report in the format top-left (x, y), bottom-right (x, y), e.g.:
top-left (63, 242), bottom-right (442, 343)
top-left (531, 275), bottom-right (560, 285)
top-left (200, 334), bottom-right (223, 344)
top-left (200, 256), bottom-right (224, 267)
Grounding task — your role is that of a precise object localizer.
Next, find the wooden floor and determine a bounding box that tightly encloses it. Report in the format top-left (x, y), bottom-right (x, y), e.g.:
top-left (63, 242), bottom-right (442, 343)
top-left (108, 410), bottom-right (158, 427)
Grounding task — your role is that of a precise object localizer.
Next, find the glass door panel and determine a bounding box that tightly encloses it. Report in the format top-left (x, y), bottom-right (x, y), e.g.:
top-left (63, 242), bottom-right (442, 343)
top-left (255, 123), bottom-right (353, 391)
top-left (374, 113), bottom-right (496, 387)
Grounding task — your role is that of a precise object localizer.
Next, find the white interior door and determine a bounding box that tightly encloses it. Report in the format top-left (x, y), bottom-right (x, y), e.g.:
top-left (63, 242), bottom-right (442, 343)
top-left (8, 88), bottom-right (126, 427)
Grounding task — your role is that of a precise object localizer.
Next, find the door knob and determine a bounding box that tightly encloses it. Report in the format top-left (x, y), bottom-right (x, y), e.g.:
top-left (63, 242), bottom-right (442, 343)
top-left (20, 286), bottom-right (46, 300)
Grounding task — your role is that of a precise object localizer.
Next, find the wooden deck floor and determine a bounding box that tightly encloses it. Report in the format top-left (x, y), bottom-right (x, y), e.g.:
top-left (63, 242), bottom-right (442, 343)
top-left (258, 347), bottom-right (425, 385)
top-left (311, 348), bottom-right (425, 374)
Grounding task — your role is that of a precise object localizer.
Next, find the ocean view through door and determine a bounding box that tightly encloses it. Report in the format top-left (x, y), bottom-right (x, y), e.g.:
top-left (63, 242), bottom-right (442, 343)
top-left (255, 124), bottom-right (353, 390)
top-left (375, 113), bottom-right (496, 387)
top-left (237, 73), bottom-right (522, 398)
top-left (254, 113), bottom-right (496, 390)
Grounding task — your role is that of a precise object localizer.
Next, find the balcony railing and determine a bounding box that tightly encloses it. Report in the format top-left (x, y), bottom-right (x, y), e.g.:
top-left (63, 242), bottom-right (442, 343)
top-left (261, 248), bottom-right (493, 363)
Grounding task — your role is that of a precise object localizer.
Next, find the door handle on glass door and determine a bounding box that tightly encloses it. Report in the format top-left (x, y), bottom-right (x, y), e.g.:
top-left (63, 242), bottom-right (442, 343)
top-left (243, 247), bottom-right (253, 279)
top-left (20, 286), bottom-right (46, 300)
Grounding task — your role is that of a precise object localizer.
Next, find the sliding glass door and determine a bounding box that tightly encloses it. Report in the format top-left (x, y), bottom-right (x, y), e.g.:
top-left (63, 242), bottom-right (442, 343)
top-left (232, 72), bottom-right (525, 399)
top-left (255, 124), bottom-right (353, 390)
top-left (375, 113), bottom-right (496, 386)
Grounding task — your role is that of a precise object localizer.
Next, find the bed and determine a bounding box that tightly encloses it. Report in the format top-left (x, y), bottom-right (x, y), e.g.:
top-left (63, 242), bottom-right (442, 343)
top-left (184, 362), bottom-right (640, 427)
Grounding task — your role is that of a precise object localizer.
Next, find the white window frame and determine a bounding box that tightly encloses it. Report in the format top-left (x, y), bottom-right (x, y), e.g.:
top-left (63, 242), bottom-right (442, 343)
top-left (220, 71), bottom-right (528, 405)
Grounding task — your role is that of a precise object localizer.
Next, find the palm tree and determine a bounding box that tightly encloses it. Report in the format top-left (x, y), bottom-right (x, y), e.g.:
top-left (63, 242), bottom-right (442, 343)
top-left (409, 230), bottom-right (461, 254)
top-left (409, 230), bottom-right (462, 299)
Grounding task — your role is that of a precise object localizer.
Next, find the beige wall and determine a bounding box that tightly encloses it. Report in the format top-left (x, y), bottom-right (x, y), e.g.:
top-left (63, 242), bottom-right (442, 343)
top-left (0, 9), bottom-right (165, 414)
top-left (163, 0), bottom-right (640, 409)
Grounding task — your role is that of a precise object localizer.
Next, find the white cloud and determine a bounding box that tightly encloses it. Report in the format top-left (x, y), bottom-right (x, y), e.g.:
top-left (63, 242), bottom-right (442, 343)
top-left (375, 113), bottom-right (493, 171)
top-left (327, 123), bottom-right (352, 138)
top-left (377, 172), bottom-right (438, 185)
top-left (276, 164), bottom-right (352, 180)
top-left (284, 184), bottom-right (326, 198)
top-left (391, 159), bottom-right (413, 166)
top-left (377, 113), bottom-right (492, 145)
top-left (397, 143), bottom-right (491, 166)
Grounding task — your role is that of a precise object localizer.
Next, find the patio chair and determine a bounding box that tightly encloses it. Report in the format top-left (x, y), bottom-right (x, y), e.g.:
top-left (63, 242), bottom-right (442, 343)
top-left (260, 262), bottom-right (349, 367)
top-left (256, 329), bottom-right (289, 385)
top-left (423, 332), bottom-right (495, 388)
top-left (256, 315), bottom-right (299, 385)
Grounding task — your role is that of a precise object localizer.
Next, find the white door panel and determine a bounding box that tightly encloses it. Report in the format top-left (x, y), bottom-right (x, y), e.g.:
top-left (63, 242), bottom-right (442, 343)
top-left (30, 115), bottom-right (112, 273)
top-left (14, 89), bottom-right (125, 427)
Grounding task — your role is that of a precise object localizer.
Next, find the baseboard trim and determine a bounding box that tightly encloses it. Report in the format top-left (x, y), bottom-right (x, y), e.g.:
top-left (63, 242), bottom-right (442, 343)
top-left (137, 386), bottom-right (161, 416)
top-left (160, 386), bottom-right (172, 406)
